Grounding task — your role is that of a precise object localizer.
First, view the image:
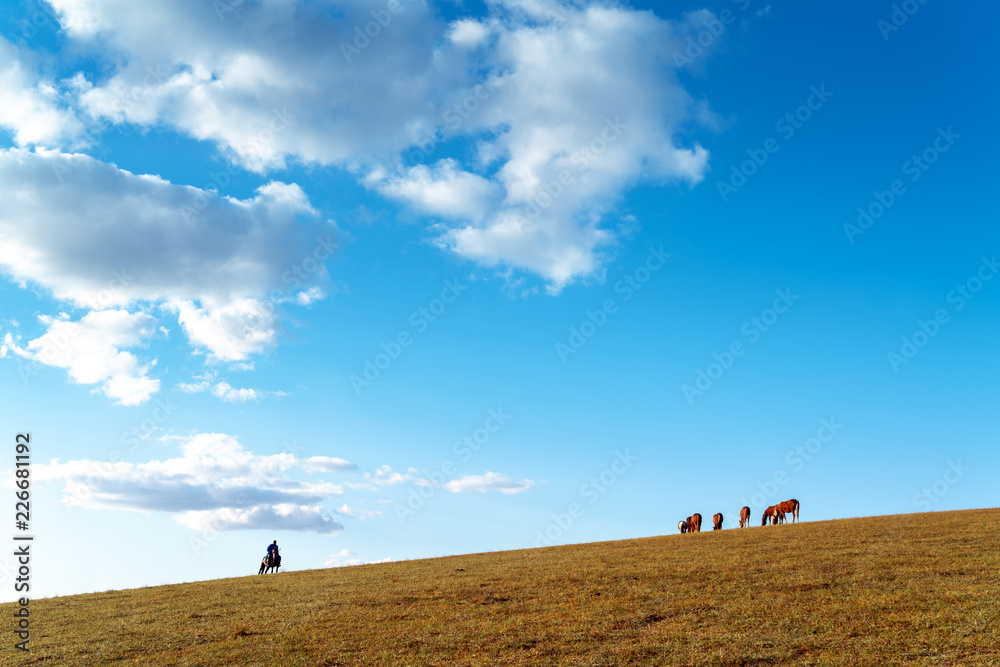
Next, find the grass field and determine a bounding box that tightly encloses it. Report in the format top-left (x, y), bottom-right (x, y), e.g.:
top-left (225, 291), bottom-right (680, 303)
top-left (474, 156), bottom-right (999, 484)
top-left (4, 508), bottom-right (998, 666)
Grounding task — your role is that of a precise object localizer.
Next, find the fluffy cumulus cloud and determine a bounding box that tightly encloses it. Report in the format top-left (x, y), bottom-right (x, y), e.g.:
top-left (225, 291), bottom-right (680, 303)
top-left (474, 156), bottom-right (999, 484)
top-left (4, 310), bottom-right (159, 405)
top-left (48, 0), bottom-right (454, 171)
top-left (368, 159), bottom-right (502, 223)
top-left (424, 5), bottom-right (714, 291)
top-left (0, 150), bottom-right (327, 310)
top-left (0, 0), bottom-right (721, 403)
top-left (442, 471), bottom-right (536, 495)
top-left (0, 37), bottom-right (83, 146)
top-left (34, 0), bottom-right (715, 291)
top-left (31, 432), bottom-right (355, 533)
top-left (0, 149), bottom-right (336, 387)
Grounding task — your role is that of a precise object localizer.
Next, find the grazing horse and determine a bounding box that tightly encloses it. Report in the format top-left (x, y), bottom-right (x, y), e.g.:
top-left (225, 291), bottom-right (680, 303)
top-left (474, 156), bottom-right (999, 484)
top-left (712, 513), bottom-right (723, 530)
top-left (739, 506), bottom-right (751, 528)
top-left (778, 498), bottom-right (800, 523)
top-left (678, 520), bottom-right (688, 534)
top-left (689, 513), bottom-right (702, 533)
top-left (762, 505), bottom-right (778, 526)
top-left (258, 551), bottom-right (281, 575)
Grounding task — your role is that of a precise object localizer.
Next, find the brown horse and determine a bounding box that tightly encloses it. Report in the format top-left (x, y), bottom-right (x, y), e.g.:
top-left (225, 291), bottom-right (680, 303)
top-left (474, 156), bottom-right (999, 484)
top-left (778, 498), bottom-right (800, 523)
top-left (739, 505), bottom-right (751, 528)
top-left (258, 551), bottom-right (281, 574)
top-left (712, 513), bottom-right (723, 530)
top-left (678, 520), bottom-right (688, 534)
top-left (761, 506), bottom-right (773, 525)
top-left (689, 513), bottom-right (702, 533)
top-left (762, 505), bottom-right (782, 526)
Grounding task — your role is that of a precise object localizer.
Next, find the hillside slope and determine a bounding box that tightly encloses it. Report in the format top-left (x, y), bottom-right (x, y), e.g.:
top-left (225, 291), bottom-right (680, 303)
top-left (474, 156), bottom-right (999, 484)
top-left (4, 508), bottom-right (999, 666)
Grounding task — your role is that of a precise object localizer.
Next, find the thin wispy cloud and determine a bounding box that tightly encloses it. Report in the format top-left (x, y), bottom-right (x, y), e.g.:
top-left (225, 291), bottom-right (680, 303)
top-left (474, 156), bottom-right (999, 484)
top-left (442, 471), bottom-right (536, 495)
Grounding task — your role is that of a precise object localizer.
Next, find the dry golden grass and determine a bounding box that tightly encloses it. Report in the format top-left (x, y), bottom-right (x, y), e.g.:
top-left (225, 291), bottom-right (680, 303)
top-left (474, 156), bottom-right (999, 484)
top-left (4, 508), bottom-right (998, 666)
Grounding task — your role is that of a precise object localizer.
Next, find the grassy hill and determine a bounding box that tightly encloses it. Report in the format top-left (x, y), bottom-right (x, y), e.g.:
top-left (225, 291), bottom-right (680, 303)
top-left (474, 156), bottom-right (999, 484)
top-left (4, 508), bottom-right (999, 666)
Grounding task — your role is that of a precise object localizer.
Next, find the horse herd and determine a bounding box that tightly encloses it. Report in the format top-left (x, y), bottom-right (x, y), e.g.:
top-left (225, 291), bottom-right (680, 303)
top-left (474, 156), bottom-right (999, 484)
top-left (677, 499), bottom-right (800, 533)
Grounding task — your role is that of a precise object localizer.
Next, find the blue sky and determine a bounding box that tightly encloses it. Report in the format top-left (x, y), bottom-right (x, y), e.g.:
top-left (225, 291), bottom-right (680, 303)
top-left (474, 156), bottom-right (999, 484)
top-left (0, 0), bottom-right (996, 601)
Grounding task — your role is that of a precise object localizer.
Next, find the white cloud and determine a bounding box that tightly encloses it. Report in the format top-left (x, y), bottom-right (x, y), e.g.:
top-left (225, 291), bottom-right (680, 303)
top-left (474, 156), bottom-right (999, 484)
top-left (0, 37), bottom-right (83, 146)
top-left (442, 470), bottom-right (536, 495)
top-left (448, 19), bottom-right (490, 48)
top-left (175, 372), bottom-right (289, 403)
top-left (172, 299), bottom-right (279, 363)
top-left (370, 159), bottom-right (502, 223)
top-left (51, 0), bottom-right (452, 171)
top-left (336, 504), bottom-right (382, 519)
top-left (325, 548), bottom-right (360, 567)
top-left (302, 457), bottom-right (357, 473)
top-left (364, 465), bottom-right (412, 486)
top-left (176, 504), bottom-right (342, 534)
top-left (176, 381), bottom-right (209, 393)
top-left (37, 0), bottom-right (717, 290)
top-left (0, 151), bottom-right (326, 309)
top-left (324, 549), bottom-right (392, 568)
top-left (5, 310), bottom-right (159, 405)
top-left (295, 286), bottom-right (326, 305)
top-left (30, 433), bottom-right (353, 533)
top-left (0, 149), bottom-right (334, 377)
top-left (429, 5), bottom-right (714, 291)
top-left (211, 381), bottom-right (260, 402)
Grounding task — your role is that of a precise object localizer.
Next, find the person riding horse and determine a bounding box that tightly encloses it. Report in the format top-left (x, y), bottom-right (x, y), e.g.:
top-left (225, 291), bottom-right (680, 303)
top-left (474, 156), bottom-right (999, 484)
top-left (259, 541), bottom-right (281, 574)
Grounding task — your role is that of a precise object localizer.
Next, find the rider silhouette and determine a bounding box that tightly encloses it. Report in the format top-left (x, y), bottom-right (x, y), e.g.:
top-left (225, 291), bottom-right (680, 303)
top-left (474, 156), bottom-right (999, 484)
top-left (266, 540), bottom-right (279, 561)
